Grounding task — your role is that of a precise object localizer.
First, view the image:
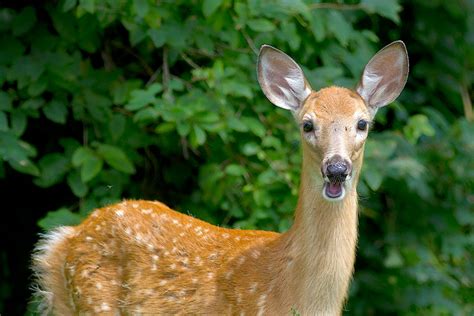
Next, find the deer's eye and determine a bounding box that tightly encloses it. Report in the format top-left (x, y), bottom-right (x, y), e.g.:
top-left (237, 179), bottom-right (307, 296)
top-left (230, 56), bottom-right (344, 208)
top-left (357, 119), bottom-right (368, 131)
top-left (303, 121), bottom-right (314, 133)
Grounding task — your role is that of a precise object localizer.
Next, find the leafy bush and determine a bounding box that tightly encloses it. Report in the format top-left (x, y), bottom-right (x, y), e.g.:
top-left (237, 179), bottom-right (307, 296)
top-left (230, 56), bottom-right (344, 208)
top-left (0, 0), bottom-right (472, 314)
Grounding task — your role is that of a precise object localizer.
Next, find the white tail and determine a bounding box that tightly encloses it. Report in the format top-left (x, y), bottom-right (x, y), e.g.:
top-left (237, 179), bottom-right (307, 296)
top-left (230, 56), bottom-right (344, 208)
top-left (32, 41), bottom-right (408, 315)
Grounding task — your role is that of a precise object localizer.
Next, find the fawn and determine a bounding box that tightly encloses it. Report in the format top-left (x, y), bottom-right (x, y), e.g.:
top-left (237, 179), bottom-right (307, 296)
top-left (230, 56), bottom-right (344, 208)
top-left (32, 41), bottom-right (408, 315)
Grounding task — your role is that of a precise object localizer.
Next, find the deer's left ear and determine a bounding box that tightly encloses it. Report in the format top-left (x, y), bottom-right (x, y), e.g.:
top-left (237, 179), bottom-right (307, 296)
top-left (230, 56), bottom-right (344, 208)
top-left (257, 45), bottom-right (312, 112)
top-left (356, 41), bottom-right (409, 116)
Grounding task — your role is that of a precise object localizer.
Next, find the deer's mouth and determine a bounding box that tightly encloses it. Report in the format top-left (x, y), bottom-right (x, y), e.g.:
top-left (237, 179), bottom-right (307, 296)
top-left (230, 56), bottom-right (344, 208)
top-left (323, 180), bottom-right (346, 201)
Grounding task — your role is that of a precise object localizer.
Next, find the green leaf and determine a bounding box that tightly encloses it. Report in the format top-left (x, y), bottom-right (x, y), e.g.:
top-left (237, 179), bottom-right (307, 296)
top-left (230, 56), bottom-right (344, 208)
top-left (228, 117), bottom-right (249, 132)
top-left (190, 125), bottom-right (206, 147)
top-left (176, 121), bottom-right (190, 136)
top-left (202, 0), bottom-right (223, 17)
top-left (326, 11), bottom-right (353, 46)
top-left (43, 100), bottom-right (68, 124)
top-left (79, 0), bottom-right (95, 13)
top-left (310, 11), bottom-right (326, 42)
top-left (37, 208), bottom-right (83, 230)
top-left (147, 28), bottom-right (166, 48)
top-left (155, 122), bottom-right (175, 134)
top-left (27, 80), bottom-right (47, 97)
top-left (242, 117), bottom-right (265, 137)
top-left (72, 147), bottom-right (95, 167)
top-left (0, 92), bottom-right (12, 111)
top-left (63, 0), bottom-right (77, 12)
top-left (363, 166), bottom-right (383, 191)
top-left (9, 158), bottom-right (40, 176)
top-left (133, 0), bottom-right (149, 18)
top-left (403, 114), bottom-right (435, 144)
top-left (362, 0), bottom-right (401, 23)
top-left (96, 144), bottom-right (135, 174)
top-left (247, 19), bottom-right (275, 32)
top-left (0, 111), bottom-right (8, 131)
top-left (126, 83), bottom-right (162, 111)
top-left (67, 170), bottom-right (88, 197)
top-left (10, 110), bottom-right (27, 136)
top-left (225, 164), bottom-right (246, 176)
top-left (384, 248), bottom-right (404, 268)
top-left (80, 155), bottom-right (102, 182)
top-left (109, 114), bottom-right (126, 141)
top-left (12, 6), bottom-right (36, 36)
top-left (242, 142), bottom-right (260, 156)
top-left (34, 153), bottom-right (70, 187)
top-left (133, 107), bottom-right (159, 123)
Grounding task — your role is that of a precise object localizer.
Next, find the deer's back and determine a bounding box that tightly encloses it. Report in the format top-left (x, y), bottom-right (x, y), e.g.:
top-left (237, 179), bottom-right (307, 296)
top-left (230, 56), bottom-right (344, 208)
top-left (55, 200), bottom-right (279, 314)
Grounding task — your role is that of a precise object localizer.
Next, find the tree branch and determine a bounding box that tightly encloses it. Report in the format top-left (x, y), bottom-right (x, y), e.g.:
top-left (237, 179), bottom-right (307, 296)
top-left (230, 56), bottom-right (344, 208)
top-left (309, 2), bottom-right (365, 11)
top-left (460, 84), bottom-right (473, 122)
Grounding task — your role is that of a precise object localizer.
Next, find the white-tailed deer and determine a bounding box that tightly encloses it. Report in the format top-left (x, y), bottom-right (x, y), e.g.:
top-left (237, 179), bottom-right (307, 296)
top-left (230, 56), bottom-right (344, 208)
top-left (32, 41), bottom-right (408, 315)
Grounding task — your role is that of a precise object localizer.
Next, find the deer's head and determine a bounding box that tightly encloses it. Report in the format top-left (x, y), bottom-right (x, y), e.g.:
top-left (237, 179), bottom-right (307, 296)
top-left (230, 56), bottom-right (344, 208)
top-left (257, 41), bottom-right (408, 202)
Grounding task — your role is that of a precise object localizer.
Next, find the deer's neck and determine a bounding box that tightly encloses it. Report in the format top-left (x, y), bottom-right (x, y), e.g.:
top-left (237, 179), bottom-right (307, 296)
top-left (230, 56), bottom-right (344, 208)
top-left (275, 158), bottom-right (360, 314)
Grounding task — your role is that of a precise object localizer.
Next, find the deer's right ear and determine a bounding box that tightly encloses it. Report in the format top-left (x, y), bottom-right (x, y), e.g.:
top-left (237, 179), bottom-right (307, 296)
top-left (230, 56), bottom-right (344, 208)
top-left (257, 45), bottom-right (312, 112)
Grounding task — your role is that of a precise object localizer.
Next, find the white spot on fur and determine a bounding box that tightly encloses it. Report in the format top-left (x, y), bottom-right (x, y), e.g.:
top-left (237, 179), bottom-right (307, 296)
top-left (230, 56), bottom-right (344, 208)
top-left (132, 203), bottom-right (139, 208)
top-left (192, 278), bottom-right (198, 284)
top-left (179, 232), bottom-right (185, 237)
top-left (101, 302), bottom-right (111, 311)
top-left (208, 253), bottom-right (218, 260)
top-left (170, 263), bottom-right (176, 270)
top-left (96, 282), bottom-right (103, 290)
top-left (85, 236), bottom-right (93, 242)
top-left (87, 297), bottom-right (93, 305)
top-left (235, 236), bottom-right (241, 241)
top-left (115, 209), bottom-right (124, 217)
top-left (207, 272), bottom-right (214, 279)
top-left (257, 294), bottom-right (267, 316)
top-left (251, 250), bottom-right (261, 259)
top-left (159, 280), bottom-right (167, 286)
top-left (222, 233), bottom-right (230, 239)
top-left (95, 225), bottom-right (101, 231)
top-left (145, 288), bottom-right (154, 295)
top-left (147, 243), bottom-right (155, 251)
top-left (194, 256), bottom-right (202, 266)
top-left (152, 255), bottom-right (159, 261)
top-left (125, 227), bottom-right (132, 235)
top-left (238, 256), bottom-right (246, 266)
top-left (141, 208), bottom-right (152, 215)
top-left (81, 270), bottom-right (90, 278)
top-left (135, 233), bottom-right (143, 242)
top-left (249, 282), bottom-right (258, 293)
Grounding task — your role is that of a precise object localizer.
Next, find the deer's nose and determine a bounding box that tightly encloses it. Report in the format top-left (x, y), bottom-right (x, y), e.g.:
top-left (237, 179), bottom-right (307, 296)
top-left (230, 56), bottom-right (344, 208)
top-left (323, 156), bottom-right (351, 182)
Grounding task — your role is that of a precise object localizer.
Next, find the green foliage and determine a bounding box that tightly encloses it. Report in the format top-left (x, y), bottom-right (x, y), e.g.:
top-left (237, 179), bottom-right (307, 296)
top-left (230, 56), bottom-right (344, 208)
top-left (0, 0), bottom-right (473, 314)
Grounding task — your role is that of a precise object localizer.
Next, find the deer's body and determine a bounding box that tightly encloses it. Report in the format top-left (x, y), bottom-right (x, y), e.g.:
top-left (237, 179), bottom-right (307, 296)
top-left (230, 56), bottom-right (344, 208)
top-left (33, 43), bottom-right (408, 315)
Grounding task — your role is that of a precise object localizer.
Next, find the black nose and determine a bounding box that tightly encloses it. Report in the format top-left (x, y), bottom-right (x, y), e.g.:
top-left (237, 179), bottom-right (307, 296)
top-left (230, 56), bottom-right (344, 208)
top-left (325, 158), bottom-right (350, 182)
